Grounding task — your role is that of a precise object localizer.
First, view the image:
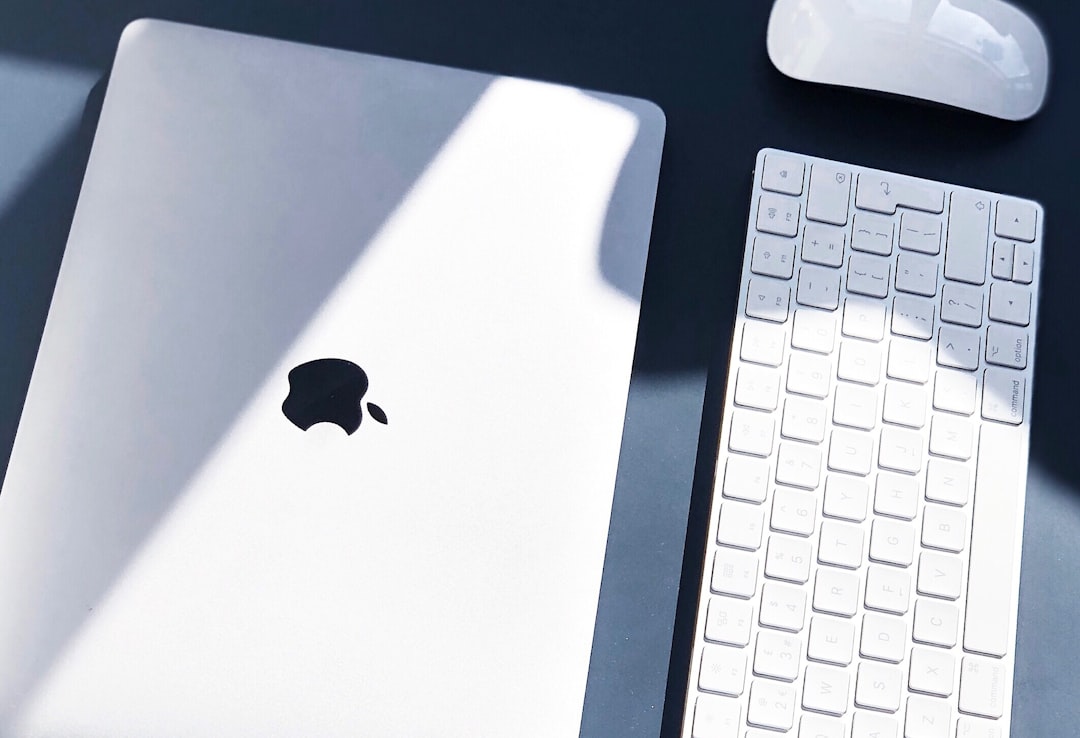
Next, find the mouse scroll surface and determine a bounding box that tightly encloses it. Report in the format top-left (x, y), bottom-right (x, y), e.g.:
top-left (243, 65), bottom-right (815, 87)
top-left (767, 0), bottom-right (1049, 120)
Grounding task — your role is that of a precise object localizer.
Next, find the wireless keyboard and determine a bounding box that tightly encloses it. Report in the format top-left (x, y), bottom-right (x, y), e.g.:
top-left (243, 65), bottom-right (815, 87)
top-left (681, 149), bottom-right (1042, 738)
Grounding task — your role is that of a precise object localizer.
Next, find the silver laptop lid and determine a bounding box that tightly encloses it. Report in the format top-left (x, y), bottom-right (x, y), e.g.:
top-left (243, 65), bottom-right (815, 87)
top-left (0, 20), bottom-right (665, 738)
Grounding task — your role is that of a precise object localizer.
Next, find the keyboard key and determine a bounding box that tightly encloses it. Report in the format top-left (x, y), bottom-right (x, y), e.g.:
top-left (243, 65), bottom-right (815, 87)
top-left (991, 240), bottom-right (1014, 280)
top-left (892, 295), bottom-right (935, 340)
top-left (944, 191), bottom-right (990, 285)
top-left (817, 520), bottom-right (864, 569)
top-left (856, 172), bottom-right (944, 215)
top-left (965, 423), bottom-right (1024, 656)
top-left (762, 153), bottom-right (805, 196)
top-left (924, 459), bottom-right (970, 506)
top-left (912, 599), bottom-right (958, 648)
top-left (813, 567), bottom-right (860, 617)
top-left (799, 714), bottom-right (846, 738)
top-left (852, 711), bottom-right (900, 738)
top-left (745, 730), bottom-right (777, 738)
top-left (807, 163), bottom-right (851, 226)
top-left (869, 517), bottom-right (915, 566)
top-left (917, 551), bottom-right (963, 600)
top-left (895, 252), bottom-right (938, 296)
top-left (765, 534), bottom-right (813, 583)
top-left (878, 426), bottom-right (923, 474)
top-left (842, 296), bottom-right (887, 341)
top-left (994, 198), bottom-right (1037, 242)
top-left (751, 235), bottom-right (796, 279)
top-left (882, 383), bottom-right (927, 429)
top-left (904, 695), bottom-right (951, 738)
top-left (757, 192), bottom-right (801, 237)
top-left (982, 369), bottom-right (1025, 425)
top-left (802, 223), bottom-right (846, 267)
top-left (759, 580), bottom-right (808, 632)
top-left (771, 487), bottom-right (817, 536)
top-left (728, 409), bottom-right (775, 456)
top-left (855, 661), bottom-right (903, 712)
top-left (722, 455), bottom-right (769, 503)
top-left (852, 211), bottom-right (894, 255)
top-left (776, 442), bottom-right (823, 490)
top-left (909, 648), bottom-right (956, 697)
top-left (704, 596), bottom-right (753, 646)
top-left (716, 500), bottom-right (765, 550)
top-left (929, 414), bottom-right (974, 460)
top-left (781, 397), bottom-right (828, 443)
top-left (828, 429), bottom-right (874, 476)
top-left (959, 656), bottom-right (1006, 719)
top-left (940, 283), bottom-right (983, 327)
top-left (1013, 243), bottom-right (1035, 283)
top-left (747, 679), bottom-right (797, 731)
top-left (711, 548), bottom-right (759, 599)
top-left (797, 266), bottom-right (842, 310)
top-left (792, 309), bottom-right (837, 354)
top-left (988, 282), bottom-right (1030, 325)
top-left (936, 326), bottom-right (981, 371)
top-left (699, 644), bottom-right (747, 697)
top-left (859, 612), bottom-right (906, 663)
top-left (788, 351), bottom-right (833, 398)
top-left (740, 320), bottom-right (786, 366)
top-left (899, 211), bottom-right (942, 255)
top-left (955, 716), bottom-right (1005, 738)
top-left (921, 504), bottom-right (967, 552)
top-left (986, 324), bottom-right (1028, 370)
top-left (747, 277), bottom-right (791, 322)
top-left (802, 664), bottom-right (850, 716)
top-left (847, 254), bottom-right (891, 298)
top-left (691, 694), bottom-right (741, 738)
top-left (864, 565), bottom-right (911, 614)
top-left (874, 472), bottom-right (919, 521)
top-left (887, 339), bottom-right (931, 384)
top-left (833, 382), bottom-right (878, 430)
top-left (753, 631), bottom-right (802, 681)
top-left (807, 616), bottom-right (855, 665)
top-left (822, 474), bottom-right (869, 522)
top-left (734, 365), bottom-right (781, 411)
top-left (933, 370), bottom-right (977, 415)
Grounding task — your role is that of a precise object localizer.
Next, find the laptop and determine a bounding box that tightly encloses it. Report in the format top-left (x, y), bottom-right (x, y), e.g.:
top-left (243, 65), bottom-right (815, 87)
top-left (0, 20), bottom-right (665, 737)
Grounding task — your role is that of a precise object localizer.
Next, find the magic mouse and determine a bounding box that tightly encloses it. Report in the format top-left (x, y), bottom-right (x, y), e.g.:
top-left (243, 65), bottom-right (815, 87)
top-left (767, 0), bottom-right (1049, 120)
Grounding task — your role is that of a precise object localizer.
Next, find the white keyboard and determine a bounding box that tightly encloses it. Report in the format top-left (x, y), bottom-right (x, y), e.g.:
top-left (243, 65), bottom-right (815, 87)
top-left (681, 149), bottom-right (1042, 738)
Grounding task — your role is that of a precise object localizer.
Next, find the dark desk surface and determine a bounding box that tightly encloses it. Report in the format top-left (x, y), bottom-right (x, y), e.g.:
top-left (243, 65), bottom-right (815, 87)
top-left (1, 2), bottom-right (1077, 736)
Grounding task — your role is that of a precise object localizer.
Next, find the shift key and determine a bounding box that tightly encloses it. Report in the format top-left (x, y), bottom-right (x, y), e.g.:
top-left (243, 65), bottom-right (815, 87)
top-left (945, 191), bottom-right (990, 285)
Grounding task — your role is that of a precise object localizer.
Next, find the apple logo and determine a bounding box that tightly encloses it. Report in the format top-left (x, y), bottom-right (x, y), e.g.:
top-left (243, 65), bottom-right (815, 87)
top-left (281, 358), bottom-right (387, 435)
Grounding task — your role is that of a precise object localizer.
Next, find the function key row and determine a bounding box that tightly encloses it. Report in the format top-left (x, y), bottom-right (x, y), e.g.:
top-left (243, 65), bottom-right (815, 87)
top-left (758, 152), bottom-right (1038, 254)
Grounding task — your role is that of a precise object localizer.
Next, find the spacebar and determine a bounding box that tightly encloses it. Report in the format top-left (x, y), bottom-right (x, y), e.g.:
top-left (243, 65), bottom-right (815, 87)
top-left (964, 423), bottom-right (1025, 657)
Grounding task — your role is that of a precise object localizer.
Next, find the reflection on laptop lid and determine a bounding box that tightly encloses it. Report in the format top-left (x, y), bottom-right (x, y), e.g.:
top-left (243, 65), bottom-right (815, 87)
top-left (0, 19), bottom-right (665, 738)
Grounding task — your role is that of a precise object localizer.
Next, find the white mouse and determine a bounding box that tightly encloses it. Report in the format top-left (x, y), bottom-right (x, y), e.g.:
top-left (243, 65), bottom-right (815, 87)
top-left (767, 0), bottom-right (1049, 120)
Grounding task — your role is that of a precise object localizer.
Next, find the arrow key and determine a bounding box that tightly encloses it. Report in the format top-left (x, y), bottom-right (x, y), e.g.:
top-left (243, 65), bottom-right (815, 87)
top-left (1013, 243), bottom-right (1035, 284)
top-left (991, 240), bottom-right (1014, 280)
top-left (988, 282), bottom-right (1031, 326)
top-left (995, 198), bottom-right (1038, 242)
